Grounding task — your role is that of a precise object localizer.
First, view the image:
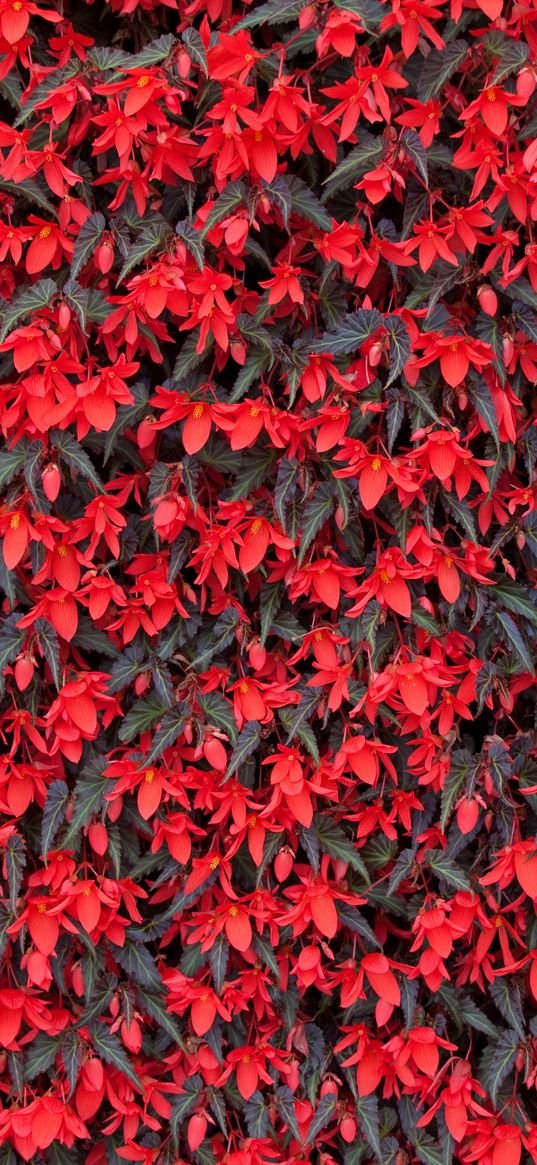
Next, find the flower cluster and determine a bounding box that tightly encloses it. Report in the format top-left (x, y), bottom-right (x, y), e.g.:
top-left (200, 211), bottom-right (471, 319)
top-left (0, 0), bottom-right (536, 1162)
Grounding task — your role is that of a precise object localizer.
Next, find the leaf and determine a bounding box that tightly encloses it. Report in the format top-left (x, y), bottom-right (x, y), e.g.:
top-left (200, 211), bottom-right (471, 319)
top-left (225, 721), bottom-right (261, 781)
top-left (0, 612), bottom-right (26, 694)
top-left (467, 378), bottom-right (500, 449)
top-left (418, 39), bottom-right (468, 102)
top-left (71, 212), bottom-right (106, 280)
top-left (440, 752), bottom-right (471, 833)
top-left (136, 986), bottom-right (185, 1048)
top-left (191, 608), bottom-right (240, 670)
top-left (480, 1031), bottom-right (518, 1105)
top-left (6, 834), bottom-right (25, 911)
top-left (35, 618), bottom-right (62, 690)
top-left (489, 34), bottom-right (529, 84)
top-left (208, 934), bottom-right (229, 993)
top-left (356, 1094), bottom-right (382, 1161)
top-left (314, 815), bottom-right (369, 881)
top-left (275, 1084), bottom-right (303, 1144)
top-left (426, 852), bottom-right (470, 891)
top-left (401, 131), bottom-right (428, 185)
top-left (298, 482), bottom-right (335, 564)
top-left (144, 702), bottom-right (189, 765)
top-left (230, 349), bottom-right (271, 403)
top-left (444, 493), bottom-right (477, 541)
top-left (311, 308), bottom-right (383, 355)
top-left (124, 33), bottom-right (175, 68)
top-left (384, 314), bottom-right (412, 386)
top-left (197, 690), bottom-right (237, 742)
top-left (118, 694), bottom-right (167, 743)
top-left (275, 456), bottom-right (300, 531)
top-left (322, 135), bottom-right (385, 201)
top-left (41, 780), bottom-right (69, 860)
top-left (201, 181), bottom-right (246, 237)
top-left (24, 1032), bottom-right (61, 1081)
top-left (245, 1091), bottom-right (270, 1138)
top-left (303, 1094), bottom-right (336, 1146)
top-left (61, 764), bottom-right (108, 848)
top-left (118, 220), bottom-right (172, 283)
top-left (496, 609), bottom-right (534, 673)
top-left (0, 279), bottom-right (57, 342)
top-left (170, 1076), bottom-right (204, 1149)
top-left (333, 0), bottom-right (383, 31)
top-left (88, 1023), bottom-right (142, 1090)
top-left (490, 978), bottom-right (525, 1039)
top-left (176, 219), bottom-right (205, 271)
top-left (265, 174), bottom-right (332, 232)
top-left (61, 1030), bottom-right (83, 1097)
top-left (50, 428), bottom-right (102, 491)
top-left (233, 0), bottom-right (307, 30)
top-left (182, 26), bottom-right (208, 75)
top-left (492, 583), bottom-right (537, 626)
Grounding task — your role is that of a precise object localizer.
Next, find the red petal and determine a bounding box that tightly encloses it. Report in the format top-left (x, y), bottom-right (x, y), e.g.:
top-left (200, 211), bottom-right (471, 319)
top-left (138, 771), bottom-right (163, 820)
top-left (360, 462), bottom-right (388, 510)
top-left (310, 892), bottom-right (338, 938)
top-left (191, 995), bottom-right (217, 1036)
top-left (77, 885), bottom-right (101, 933)
top-left (225, 908), bottom-right (252, 951)
top-left (183, 407), bottom-right (212, 454)
top-left (29, 906), bottom-right (59, 956)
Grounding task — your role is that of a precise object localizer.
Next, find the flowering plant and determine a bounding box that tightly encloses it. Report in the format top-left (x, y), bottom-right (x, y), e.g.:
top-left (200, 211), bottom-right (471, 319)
top-left (0, 0), bottom-right (536, 1162)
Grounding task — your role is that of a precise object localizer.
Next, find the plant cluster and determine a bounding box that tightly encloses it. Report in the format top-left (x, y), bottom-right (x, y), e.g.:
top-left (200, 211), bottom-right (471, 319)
top-left (0, 0), bottom-right (536, 1162)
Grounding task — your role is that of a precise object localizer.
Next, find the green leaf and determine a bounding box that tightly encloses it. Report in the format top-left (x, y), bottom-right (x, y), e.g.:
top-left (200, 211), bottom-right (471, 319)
top-left (303, 1094), bottom-right (336, 1146)
top-left (0, 279), bottom-right (57, 342)
top-left (230, 350), bottom-right (271, 403)
top-left (225, 721), bottom-right (261, 781)
top-left (440, 752), bottom-right (471, 833)
top-left (118, 220), bottom-right (172, 283)
top-left (426, 852), bottom-right (470, 890)
top-left (6, 834), bottom-right (25, 911)
top-left (312, 308), bottom-right (383, 356)
top-left (136, 986), bottom-right (185, 1048)
top-left (490, 978), bottom-right (525, 1039)
top-left (144, 702), bottom-right (189, 765)
top-left (275, 456), bottom-right (300, 532)
top-left (322, 135), bottom-right (385, 201)
top-left (88, 1023), bottom-right (142, 1089)
top-left (264, 174), bottom-right (332, 232)
top-left (118, 694), bottom-right (167, 743)
top-left (71, 212), bottom-right (106, 279)
top-left (245, 1091), bottom-right (271, 1138)
top-left (181, 27), bottom-right (208, 75)
top-left (333, 0), bottom-right (383, 31)
top-left (24, 1032), bottom-right (61, 1081)
top-left (14, 62), bottom-right (80, 126)
top-left (314, 814), bottom-right (369, 881)
top-left (201, 181), bottom-right (246, 237)
top-left (61, 1030), bottom-right (83, 1097)
top-left (468, 378), bottom-right (500, 449)
top-left (489, 34), bottom-right (529, 84)
top-left (275, 1084), bottom-right (303, 1144)
top-left (0, 442), bottom-right (28, 490)
top-left (41, 780), bottom-right (69, 860)
top-left (197, 690), bottom-right (237, 742)
top-left (191, 608), bottom-right (240, 669)
top-left (496, 609), bottom-right (534, 673)
top-left (492, 583), bottom-right (537, 626)
top-left (170, 1076), bottom-right (203, 1149)
top-left (124, 33), bottom-right (175, 69)
top-left (356, 1094), bottom-right (382, 1160)
top-left (444, 493), bottom-right (477, 541)
top-left (209, 934), bottom-right (229, 993)
top-left (260, 583), bottom-right (283, 647)
top-left (401, 130), bottom-right (428, 185)
top-left (50, 428), bottom-right (102, 491)
top-left (176, 219), bottom-right (205, 270)
top-left (384, 314), bottom-right (412, 386)
top-left (281, 687), bottom-right (320, 761)
top-left (480, 1031), bottom-right (518, 1105)
top-left (298, 482), bottom-right (335, 564)
top-left (61, 764), bottom-right (108, 848)
top-left (233, 0), bottom-right (307, 30)
top-left (35, 618), bottom-right (62, 690)
top-left (418, 39), bottom-right (468, 102)
top-left (0, 612), bottom-right (26, 694)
